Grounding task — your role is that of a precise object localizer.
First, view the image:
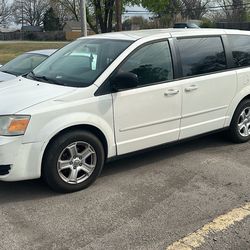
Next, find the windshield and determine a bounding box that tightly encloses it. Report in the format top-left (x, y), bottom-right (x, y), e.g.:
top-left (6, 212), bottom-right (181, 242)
top-left (29, 39), bottom-right (133, 88)
top-left (0, 53), bottom-right (47, 76)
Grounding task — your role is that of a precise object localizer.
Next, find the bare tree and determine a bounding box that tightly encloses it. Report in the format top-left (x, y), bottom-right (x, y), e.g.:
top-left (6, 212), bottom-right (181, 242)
top-left (180, 0), bottom-right (210, 20)
top-left (53, 0), bottom-right (98, 33)
top-left (49, 0), bottom-right (71, 26)
top-left (91, 0), bottom-right (115, 33)
top-left (55, 0), bottom-right (117, 33)
top-left (52, 0), bottom-right (142, 33)
top-left (56, 0), bottom-right (80, 21)
top-left (216, 0), bottom-right (246, 21)
top-left (232, 0), bottom-right (245, 21)
top-left (0, 0), bottom-right (12, 26)
top-left (12, 0), bottom-right (49, 26)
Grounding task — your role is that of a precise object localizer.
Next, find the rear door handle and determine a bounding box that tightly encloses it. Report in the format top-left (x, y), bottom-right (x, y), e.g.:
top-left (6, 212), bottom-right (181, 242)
top-left (164, 89), bottom-right (179, 96)
top-left (185, 85), bottom-right (198, 92)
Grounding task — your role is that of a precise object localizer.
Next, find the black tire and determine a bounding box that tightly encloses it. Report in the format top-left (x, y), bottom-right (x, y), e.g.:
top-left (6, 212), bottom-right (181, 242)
top-left (42, 130), bottom-right (105, 193)
top-left (227, 99), bottom-right (250, 143)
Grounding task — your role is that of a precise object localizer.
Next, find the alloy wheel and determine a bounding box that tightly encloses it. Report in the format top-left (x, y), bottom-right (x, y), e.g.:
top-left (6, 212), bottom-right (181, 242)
top-left (57, 141), bottom-right (97, 184)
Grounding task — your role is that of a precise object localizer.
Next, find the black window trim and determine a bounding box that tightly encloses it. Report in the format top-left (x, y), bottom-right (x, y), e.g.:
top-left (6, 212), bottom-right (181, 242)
top-left (222, 34), bottom-right (234, 69)
top-left (173, 35), bottom-right (232, 80)
top-left (95, 38), bottom-right (176, 96)
top-left (95, 34), bottom-right (238, 96)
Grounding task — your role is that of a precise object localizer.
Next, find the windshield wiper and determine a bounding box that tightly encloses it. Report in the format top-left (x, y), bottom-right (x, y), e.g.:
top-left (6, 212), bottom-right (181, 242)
top-left (0, 70), bottom-right (16, 76)
top-left (28, 71), bottom-right (65, 86)
top-left (26, 71), bottom-right (38, 80)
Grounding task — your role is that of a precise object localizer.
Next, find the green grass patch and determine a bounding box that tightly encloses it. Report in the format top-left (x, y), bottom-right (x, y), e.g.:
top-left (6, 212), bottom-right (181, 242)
top-left (0, 41), bottom-right (68, 64)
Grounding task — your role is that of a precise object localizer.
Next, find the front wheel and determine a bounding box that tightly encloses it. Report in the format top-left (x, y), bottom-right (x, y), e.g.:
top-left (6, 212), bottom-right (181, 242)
top-left (42, 130), bottom-right (105, 193)
top-left (228, 100), bottom-right (250, 143)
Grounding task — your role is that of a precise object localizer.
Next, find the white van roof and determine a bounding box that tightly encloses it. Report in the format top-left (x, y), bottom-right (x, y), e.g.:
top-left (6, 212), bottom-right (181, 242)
top-left (79, 28), bottom-right (250, 41)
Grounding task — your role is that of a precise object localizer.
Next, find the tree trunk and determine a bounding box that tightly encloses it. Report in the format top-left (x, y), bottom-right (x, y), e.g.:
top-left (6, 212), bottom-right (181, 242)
top-left (115, 0), bottom-right (122, 31)
top-left (94, 0), bottom-right (106, 33)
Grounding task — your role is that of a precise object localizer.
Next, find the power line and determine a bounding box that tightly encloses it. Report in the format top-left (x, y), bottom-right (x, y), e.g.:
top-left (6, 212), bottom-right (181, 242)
top-left (124, 2), bottom-right (250, 15)
top-left (197, 2), bottom-right (250, 10)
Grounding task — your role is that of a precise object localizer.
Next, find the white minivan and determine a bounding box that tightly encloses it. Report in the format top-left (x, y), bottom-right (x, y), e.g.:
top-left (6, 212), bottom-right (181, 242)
top-left (1, 29), bottom-right (250, 192)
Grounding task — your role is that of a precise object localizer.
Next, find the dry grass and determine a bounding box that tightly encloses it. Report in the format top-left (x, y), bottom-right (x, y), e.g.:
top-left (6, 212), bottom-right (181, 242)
top-left (0, 41), bottom-right (68, 64)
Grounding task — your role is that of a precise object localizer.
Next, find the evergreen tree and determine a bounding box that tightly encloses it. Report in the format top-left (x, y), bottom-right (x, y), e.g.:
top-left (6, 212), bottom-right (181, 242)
top-left (43, 7), bottom-right (61, 31)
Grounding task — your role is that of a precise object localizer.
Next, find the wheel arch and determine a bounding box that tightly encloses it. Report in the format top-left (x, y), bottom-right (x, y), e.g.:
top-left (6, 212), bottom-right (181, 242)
top-left (240, 94), bottom-right (250, 102)
top-left (40, 124), bottom-right (110, 177)
top-left (44, 124), bottom-right (109, 159)
top-left (41, 124), bottom-right (108, 192)
top-left (225, 89), bottom-right (250, 127)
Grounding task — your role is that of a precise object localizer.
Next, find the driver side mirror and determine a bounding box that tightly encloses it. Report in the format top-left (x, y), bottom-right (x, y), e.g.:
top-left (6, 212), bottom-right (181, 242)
top-left (111, 71), bottom-right (139, 92)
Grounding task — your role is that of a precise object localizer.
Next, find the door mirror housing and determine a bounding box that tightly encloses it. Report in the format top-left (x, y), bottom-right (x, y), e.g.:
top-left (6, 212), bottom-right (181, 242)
top-left (111, 71), bottom-right (139, 92)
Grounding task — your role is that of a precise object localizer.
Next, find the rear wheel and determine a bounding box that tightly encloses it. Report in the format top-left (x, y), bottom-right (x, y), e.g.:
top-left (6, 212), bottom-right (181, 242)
top-left (42, 130), bottom-right (105, 193)
top-left (228, 100), bottom-right (250, 143)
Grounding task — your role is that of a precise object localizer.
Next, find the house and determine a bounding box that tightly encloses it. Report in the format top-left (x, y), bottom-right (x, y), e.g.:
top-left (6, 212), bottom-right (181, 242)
top-left (63, 21), bottom-right (82, 32)
top-left (63, 21), bottom-right (94, 40)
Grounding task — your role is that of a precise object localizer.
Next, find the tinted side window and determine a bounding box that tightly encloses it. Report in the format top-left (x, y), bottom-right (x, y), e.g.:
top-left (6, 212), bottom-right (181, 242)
top-left (229, 35), bottom-right (250, 67)
top-left (119, 40), bottom-right (173, 87)
top-left (178, 37), bottom-right (227, 77)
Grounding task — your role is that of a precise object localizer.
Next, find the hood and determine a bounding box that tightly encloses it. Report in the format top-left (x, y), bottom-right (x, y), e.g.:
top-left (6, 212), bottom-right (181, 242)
top-left (0, 77), bottom-right (76, 115)
top-left (0, 71), bottom-right (16, 82)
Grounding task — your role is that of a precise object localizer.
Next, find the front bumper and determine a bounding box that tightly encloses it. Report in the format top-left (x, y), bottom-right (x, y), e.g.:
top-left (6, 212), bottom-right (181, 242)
top-left (0, 136), bottom-right (42, 181)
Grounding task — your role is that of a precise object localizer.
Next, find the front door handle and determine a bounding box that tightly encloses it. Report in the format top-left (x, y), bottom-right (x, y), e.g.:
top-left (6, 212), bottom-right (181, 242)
top-left (164, 89), bottom-right (179, 96)
top-left (185, 85), bottom-right (198, 92)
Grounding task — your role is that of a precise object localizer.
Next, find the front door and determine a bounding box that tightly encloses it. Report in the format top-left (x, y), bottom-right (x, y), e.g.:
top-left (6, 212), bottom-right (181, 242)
top-left (112, 40), bottom-right (182, 155)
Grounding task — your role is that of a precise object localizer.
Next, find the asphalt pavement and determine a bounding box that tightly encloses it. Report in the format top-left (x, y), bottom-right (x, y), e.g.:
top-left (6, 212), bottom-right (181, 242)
top-left (1, 133), bottom-right (250, 250)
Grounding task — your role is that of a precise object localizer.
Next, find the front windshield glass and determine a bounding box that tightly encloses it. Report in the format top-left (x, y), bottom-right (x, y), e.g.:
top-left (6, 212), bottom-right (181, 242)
top-left (30, 39), bottom-right (133, 88)
top-left (0, 53), bottom-right (47, 76)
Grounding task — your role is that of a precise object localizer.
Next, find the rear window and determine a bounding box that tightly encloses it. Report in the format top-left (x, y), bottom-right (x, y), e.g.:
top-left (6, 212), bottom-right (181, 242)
top-left (0, 53), bottom-right (47, 76)
top-left (228, 35), bottom-right (250, 67)
top-left (177, 37), bottom-right (227, 77)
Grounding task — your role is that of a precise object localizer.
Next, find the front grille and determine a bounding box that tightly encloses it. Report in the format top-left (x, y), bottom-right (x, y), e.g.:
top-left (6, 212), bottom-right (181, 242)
top-left (0, 165), bottom-right (11, 175)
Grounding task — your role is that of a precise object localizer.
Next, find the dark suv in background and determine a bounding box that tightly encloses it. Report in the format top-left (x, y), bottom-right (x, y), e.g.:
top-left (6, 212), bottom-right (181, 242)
top-left (173, 22), bottom-right (200, 28)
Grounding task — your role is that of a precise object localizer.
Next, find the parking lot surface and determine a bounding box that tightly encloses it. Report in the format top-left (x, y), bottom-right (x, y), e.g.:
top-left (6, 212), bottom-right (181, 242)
top-left (1, 133), bottom-right (250, 250)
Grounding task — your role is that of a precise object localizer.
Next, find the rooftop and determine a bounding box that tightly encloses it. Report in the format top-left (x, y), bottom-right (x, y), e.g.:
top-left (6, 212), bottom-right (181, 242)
top-left (79, 28), bottom-right (250, 41)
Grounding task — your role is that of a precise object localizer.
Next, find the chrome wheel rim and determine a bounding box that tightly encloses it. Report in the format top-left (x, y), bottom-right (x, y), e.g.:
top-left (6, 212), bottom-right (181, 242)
top-left (57, 141), bottom-right (97, 184)
top-left (238, 107), bottom-right (250, 137)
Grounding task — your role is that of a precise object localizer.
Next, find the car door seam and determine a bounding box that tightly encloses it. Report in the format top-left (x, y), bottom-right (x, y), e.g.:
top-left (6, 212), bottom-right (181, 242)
top-left (119, 116), bottom-right (181, 132)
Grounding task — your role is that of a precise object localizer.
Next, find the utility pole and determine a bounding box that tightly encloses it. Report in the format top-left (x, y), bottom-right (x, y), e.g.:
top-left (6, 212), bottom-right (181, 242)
top-left (21, 1), bottom-right (24, 29)
top-left (80, 0), bottom-right (87, 36)
top-left (21, 1), bottom-right (24, 40)
top-left (115, 0), bottom-right (122, 31)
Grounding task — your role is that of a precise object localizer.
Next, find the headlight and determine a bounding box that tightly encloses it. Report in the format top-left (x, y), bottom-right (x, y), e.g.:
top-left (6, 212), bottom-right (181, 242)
top-left (0, 115), bottom-right (30, 136)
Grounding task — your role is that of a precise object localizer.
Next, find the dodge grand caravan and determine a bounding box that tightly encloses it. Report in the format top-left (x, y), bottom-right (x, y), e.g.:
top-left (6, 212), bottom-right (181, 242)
top-left (1, 29), bottom-right (250, 192)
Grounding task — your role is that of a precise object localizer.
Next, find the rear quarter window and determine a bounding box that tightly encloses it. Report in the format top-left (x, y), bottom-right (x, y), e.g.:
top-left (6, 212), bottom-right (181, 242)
top-left (228, 35), bottom-right (250, 67)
